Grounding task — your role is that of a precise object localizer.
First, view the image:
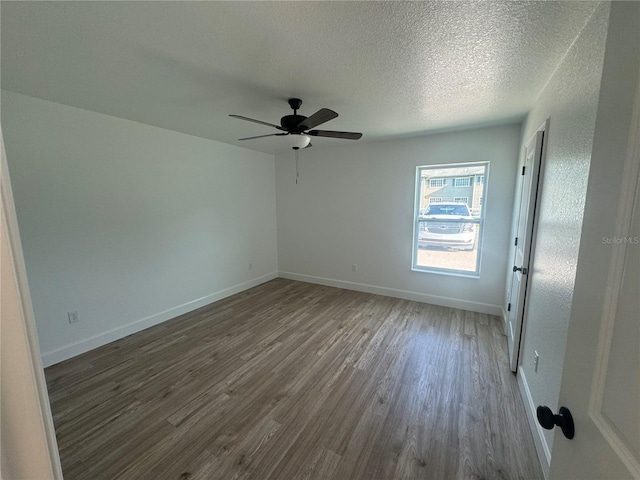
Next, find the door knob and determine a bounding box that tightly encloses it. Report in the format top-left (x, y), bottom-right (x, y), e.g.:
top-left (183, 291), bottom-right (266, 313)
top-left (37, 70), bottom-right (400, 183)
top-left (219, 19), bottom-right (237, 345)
top-left (536, 405), bottom-right (575, 439)
top-left (513, 265), bottom-right (528, 274)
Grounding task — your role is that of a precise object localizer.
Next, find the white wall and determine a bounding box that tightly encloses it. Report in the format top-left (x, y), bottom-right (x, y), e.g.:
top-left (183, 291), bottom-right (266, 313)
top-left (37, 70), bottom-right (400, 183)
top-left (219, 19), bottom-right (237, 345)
top-left (1, 91), bottom-right (278, 366)
top-left (510, 2), bottom-right (611, 470)
top-left (276, 124), bottom-right (521, 314)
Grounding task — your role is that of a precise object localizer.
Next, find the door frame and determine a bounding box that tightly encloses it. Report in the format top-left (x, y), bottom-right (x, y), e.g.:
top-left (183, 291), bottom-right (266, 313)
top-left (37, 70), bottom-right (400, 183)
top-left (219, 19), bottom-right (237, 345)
top-left (507, 118), bottom-right (549, 372)
top-left (1, 127), bottom-right (63, 478)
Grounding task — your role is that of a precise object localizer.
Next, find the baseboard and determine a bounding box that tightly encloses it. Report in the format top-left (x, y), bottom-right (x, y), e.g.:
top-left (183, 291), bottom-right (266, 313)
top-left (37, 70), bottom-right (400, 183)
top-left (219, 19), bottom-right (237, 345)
top-left (43, 270), bottom-right (502, 366)
top-left (278, 271), bottom-right (502, 316)
top-left (517, 370), bottom-right (551, 479)
top-left (41, 272), bottom-right (278, 367)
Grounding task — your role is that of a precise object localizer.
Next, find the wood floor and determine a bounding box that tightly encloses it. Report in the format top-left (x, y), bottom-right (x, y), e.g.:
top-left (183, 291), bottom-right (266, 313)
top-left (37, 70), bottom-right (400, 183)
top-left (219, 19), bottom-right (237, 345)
top-left (45, 279), bottom-right (543, 480)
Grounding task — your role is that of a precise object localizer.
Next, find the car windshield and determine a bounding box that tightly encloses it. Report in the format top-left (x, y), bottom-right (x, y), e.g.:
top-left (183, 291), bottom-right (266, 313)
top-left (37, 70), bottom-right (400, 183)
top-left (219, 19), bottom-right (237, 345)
top-left (426, 204), bottom-right (469, 216)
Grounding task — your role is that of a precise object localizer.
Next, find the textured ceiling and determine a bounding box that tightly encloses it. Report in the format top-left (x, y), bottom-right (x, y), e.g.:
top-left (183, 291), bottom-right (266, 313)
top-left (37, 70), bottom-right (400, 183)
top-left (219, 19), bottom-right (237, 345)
top-left (1, 1), bottom-right (598, 154)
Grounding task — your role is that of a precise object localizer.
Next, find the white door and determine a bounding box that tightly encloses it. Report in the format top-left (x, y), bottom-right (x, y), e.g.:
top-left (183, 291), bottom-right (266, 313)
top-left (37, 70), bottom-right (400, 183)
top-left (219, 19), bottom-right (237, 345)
top-left (549, 63), bottom-right (640, 479)
top-left (507, 125), bottom-right (546, 372)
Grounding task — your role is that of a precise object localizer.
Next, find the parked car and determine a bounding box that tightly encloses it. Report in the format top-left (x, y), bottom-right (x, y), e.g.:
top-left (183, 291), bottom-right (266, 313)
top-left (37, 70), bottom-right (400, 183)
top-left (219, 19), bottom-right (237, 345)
top-left (419, 202), bottom-right (476, 251)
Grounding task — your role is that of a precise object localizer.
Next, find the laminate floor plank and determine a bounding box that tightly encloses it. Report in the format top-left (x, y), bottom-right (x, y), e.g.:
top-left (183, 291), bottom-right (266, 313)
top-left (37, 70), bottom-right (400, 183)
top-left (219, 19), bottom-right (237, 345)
top-left (45, 278), bottom-right (543, 479)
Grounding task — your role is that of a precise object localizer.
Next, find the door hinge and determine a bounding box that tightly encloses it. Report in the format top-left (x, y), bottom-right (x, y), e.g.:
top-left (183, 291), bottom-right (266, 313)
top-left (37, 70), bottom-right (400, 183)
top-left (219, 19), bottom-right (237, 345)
top-left (522, 166), bottom-right (526, 175)
top-left (507, 303), bottom-right (511, 312)
top-left (514, 237), bottom-right (518, 246)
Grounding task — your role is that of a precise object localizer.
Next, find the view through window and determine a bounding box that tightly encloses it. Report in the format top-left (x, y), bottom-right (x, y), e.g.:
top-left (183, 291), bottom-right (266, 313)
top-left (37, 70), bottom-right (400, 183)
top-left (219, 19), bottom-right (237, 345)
top-left (412, 162), bottom-right (489, 276)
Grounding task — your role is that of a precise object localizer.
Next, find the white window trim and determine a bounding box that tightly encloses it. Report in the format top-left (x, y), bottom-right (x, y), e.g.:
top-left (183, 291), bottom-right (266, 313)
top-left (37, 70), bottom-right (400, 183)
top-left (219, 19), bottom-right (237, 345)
top-left (429, 178), bottom-right (446, 188)
top-left (429, 197), bottom-right (443, 203)
top-left (453, 196), bottom-right (469, 204)
top-left (412, 162), bottom-right (489, 277)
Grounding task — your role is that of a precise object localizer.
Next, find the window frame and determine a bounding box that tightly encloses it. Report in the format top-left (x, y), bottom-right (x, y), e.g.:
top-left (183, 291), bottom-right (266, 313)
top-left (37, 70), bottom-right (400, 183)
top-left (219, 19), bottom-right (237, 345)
top-left (453, 177), bottom-right (471, 187)
top-left (412, 161), bottom-right (490, 277)
top-left (453, 196), bottom-right (469, 204)
top-left (429, 197), bottom-right (443, 204)
top-left (429, 178), bottom-right (446, 188)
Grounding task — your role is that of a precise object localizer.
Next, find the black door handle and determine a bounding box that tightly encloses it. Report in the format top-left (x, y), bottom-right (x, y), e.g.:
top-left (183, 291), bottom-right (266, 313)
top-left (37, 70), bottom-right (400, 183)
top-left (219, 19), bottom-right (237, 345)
top-left (536, 405), bottom-right (575, 439)
top-left (513, 265), bottom-right (528, 274)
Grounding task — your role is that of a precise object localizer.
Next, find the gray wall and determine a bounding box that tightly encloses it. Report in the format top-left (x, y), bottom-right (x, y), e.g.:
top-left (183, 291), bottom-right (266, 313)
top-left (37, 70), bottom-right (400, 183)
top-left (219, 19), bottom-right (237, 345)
top-left (2, 91), bottom-right (278, 366)
top-left (276, 123), bottom-right (521, 314)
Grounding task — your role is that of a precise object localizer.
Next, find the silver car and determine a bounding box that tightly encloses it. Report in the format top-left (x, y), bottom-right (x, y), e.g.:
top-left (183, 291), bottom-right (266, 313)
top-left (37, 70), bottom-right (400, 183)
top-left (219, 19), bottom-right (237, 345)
top-left (418, 203), bottom-right (476, 251)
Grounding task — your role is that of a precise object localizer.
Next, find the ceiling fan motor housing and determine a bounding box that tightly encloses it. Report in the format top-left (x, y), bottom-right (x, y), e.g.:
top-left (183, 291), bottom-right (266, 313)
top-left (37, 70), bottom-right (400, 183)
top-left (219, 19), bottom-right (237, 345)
top-left (281, 98), bottom-right (306, 132)
top-left (281, 114), bottom-right (307, 133)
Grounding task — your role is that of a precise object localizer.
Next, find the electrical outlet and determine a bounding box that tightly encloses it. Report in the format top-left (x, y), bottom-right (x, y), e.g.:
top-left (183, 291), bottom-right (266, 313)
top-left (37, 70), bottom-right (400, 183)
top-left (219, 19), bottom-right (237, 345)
top-left (352, 264), bottom-right (357, 272)
top-left (68, 310), bottom-right (80, 324)
top-left (533, 351), bottom-right (540, 373)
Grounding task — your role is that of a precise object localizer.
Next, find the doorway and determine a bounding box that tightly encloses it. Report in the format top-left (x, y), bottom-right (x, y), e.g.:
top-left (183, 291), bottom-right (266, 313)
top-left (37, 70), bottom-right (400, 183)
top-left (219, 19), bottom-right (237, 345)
top-left (506, 120), bottom-right (548, 372)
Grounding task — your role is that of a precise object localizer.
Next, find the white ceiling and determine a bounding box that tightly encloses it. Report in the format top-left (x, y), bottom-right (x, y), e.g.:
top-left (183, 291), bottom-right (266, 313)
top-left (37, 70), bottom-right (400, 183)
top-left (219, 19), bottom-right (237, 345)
top-left (1, 1), bottom-right (598, 154)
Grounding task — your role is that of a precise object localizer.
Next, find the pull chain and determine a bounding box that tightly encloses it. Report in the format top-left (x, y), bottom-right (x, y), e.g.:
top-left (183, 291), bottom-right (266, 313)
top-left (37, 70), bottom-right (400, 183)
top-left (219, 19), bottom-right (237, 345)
top-left (295, 149), bottom-right (299, 184)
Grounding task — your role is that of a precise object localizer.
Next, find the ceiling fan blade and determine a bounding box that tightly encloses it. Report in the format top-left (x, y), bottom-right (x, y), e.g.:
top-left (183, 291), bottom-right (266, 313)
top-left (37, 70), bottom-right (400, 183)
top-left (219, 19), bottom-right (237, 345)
top-left (229, 114), bottom-right (285, 131)
top-left (307, 130), bottom-right (363, 140)
top-left (297, 108), bottom-right (338, 130)
top-left (238, 133), bottom-right (287, 141)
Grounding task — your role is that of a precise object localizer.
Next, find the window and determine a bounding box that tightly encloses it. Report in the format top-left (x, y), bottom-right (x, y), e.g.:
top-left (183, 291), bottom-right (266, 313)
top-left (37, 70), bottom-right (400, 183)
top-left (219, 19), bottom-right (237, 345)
top-left (413, 162), bottom-right (489, 276)
top-left (429, 178), bottom-right (446, 188)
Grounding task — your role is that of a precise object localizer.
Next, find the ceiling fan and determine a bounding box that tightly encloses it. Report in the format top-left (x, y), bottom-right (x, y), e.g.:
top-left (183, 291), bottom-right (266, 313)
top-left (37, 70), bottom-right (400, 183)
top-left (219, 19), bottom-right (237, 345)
top-left (230, 98), bottom-right (362, 149)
